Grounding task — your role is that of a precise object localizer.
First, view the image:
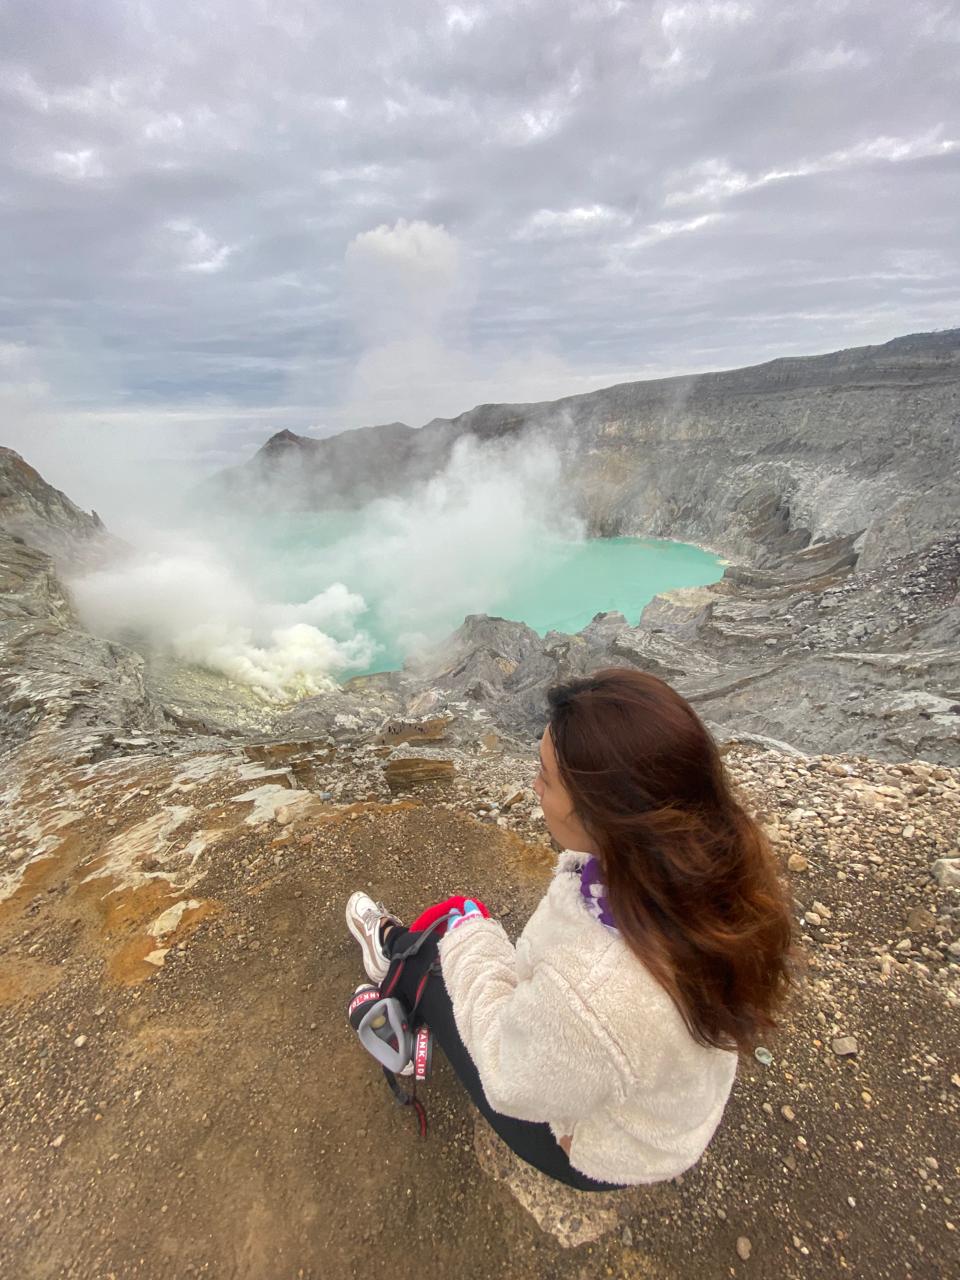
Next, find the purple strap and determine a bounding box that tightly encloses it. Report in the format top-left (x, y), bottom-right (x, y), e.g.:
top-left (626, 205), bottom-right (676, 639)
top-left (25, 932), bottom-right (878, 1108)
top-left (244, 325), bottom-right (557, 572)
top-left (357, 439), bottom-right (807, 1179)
top-left (578, 854), bottom-right (619, 932)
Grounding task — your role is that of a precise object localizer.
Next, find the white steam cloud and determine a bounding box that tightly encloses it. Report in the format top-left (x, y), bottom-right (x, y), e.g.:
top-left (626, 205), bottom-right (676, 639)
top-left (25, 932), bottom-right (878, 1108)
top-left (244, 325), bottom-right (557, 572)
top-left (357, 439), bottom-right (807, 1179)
top-left (321, 430), bottom-right (583, 655)
top-left (334, 218), bottom-right (586, 427)
top-left (68, 536), bottom-right (377, 702)
top-left (67, 429), bottom-right (581, 703)
top-left (13, 217), bottom-right (587, 705)
top-left (344, 219), bottom-right (465, 344)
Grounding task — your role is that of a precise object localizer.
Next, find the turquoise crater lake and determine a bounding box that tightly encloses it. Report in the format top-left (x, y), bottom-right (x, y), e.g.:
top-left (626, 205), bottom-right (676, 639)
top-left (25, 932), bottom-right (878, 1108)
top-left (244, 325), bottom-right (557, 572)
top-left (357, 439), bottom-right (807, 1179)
top-left (489, 535), bottom-right (725, 639)
top-left (217, 513), bottom-right (726, 680)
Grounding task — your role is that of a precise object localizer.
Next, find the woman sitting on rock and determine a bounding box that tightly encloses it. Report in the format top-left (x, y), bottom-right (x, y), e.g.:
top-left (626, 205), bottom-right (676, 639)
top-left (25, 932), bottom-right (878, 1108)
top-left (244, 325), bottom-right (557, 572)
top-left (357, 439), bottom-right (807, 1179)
top-left (346, 667), bottom-right (795, 1190)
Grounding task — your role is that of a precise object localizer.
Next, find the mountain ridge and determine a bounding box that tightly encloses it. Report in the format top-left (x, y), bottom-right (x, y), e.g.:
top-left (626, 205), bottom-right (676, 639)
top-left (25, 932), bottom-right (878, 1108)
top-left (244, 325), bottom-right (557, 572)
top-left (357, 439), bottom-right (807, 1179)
top-left (202, 327), bottom-right (959, 578)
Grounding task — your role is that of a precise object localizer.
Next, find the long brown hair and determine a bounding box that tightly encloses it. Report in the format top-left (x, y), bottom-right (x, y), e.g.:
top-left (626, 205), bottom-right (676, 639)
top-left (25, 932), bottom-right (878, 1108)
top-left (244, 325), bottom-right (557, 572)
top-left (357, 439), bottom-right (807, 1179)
top-left (546, 667), bottom-right (795, 1055)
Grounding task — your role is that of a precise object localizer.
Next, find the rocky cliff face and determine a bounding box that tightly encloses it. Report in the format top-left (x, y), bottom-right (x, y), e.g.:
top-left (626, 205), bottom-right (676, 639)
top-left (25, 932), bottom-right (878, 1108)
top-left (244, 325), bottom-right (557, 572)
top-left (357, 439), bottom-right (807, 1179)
top-left (445, 327), bottom-right (959, 571)
top-left (204, 329), bottom-right (960, 572)
top-left (0, 447), bottom-right (123, 574)
top-left (0, 527), bottom-right (171, 755)
top-left (391, 528), bottom-right (959, 764)
top-left (188, 329), bottom-right (960, 764)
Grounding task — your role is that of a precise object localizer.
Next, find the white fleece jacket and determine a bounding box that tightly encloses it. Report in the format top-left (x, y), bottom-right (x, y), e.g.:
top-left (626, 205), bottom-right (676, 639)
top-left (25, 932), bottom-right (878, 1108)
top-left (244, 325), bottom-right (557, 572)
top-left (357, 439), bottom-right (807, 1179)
top-left (437, 849), bottom-right (739, 1186)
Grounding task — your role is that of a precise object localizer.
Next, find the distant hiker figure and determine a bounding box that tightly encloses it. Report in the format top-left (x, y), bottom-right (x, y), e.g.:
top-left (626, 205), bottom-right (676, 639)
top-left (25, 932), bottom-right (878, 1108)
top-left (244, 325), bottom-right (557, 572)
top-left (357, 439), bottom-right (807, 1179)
top-left (346, 668), bottom-right (795, 1189)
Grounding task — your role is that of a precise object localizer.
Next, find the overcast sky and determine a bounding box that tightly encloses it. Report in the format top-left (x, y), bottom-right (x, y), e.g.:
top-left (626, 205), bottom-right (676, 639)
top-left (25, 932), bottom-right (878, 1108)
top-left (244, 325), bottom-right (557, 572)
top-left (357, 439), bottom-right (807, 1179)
top-left (1, 0), bottom-right (958, 480)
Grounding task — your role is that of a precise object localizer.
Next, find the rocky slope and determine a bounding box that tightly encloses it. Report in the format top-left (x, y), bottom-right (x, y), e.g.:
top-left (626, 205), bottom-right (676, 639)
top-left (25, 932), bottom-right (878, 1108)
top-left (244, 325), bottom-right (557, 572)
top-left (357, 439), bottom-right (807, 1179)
top-left (178, 329), bottom-right (960, 765)
top-left (202, 329), bottom-right (960, 571)
top-left (0, 527), bottom-right (172, 757)
top-left (1, 713), bottom-right (958, 1278)
top-left (0, 446), bottom-right (122, 574)
top-left (388, 526), bottom-right (960, 764)
top-left (1, 330), bottom-right (959, 1277)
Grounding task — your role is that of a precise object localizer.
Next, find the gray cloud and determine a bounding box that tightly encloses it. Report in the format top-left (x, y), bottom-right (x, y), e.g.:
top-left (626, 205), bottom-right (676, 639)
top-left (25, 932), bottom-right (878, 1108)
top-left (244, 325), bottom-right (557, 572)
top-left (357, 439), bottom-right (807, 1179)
top-left (0, 0), bottom-right (957, 476)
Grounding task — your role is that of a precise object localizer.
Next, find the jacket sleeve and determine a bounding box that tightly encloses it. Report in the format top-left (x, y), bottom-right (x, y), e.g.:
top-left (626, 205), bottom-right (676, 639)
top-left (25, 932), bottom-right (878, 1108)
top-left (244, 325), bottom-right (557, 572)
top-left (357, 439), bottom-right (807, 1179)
top-left (437, 915), bottom-right (621, 1124)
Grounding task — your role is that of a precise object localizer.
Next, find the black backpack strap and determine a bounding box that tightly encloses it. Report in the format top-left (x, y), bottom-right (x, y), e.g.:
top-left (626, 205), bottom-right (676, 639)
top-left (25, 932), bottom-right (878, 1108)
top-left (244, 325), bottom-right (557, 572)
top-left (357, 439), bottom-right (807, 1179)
top-left (377, 920), bottom-right (449, 1141)
top-left (379, 910), bottom-right (453, 1001)
top-left (391, 910), bottom-right (455, 960)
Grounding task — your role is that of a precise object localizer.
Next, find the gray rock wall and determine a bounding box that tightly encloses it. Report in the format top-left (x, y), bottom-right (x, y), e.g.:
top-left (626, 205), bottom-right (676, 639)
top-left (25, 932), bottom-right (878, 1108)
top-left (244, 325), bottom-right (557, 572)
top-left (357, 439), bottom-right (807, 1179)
top-left (0, 529), bottom-right (169, 753)
top-left (0, 447), bottom-right (124, 574)
top-left (206, 329), bottom-right (960, 571)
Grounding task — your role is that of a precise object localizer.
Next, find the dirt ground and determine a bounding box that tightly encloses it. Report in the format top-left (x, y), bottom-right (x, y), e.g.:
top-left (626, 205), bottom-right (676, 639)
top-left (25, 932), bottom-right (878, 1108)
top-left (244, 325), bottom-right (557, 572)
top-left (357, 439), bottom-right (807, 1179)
top-left (2, 767), bottom-right (959, 1280)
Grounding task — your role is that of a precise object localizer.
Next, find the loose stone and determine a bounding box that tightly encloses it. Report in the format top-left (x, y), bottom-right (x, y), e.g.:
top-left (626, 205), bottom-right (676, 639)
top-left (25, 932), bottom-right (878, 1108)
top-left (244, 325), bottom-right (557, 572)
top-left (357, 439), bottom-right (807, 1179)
top-left (931, 858), bottom-right (960, 888)
top-left (832, 1036), bottom-right (859, 1057)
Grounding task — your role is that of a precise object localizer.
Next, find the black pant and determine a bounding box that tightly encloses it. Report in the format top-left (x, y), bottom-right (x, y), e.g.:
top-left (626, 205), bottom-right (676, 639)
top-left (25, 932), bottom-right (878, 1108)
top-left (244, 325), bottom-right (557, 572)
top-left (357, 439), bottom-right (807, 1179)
top-left (384, 925), bottom-right (625, 1192)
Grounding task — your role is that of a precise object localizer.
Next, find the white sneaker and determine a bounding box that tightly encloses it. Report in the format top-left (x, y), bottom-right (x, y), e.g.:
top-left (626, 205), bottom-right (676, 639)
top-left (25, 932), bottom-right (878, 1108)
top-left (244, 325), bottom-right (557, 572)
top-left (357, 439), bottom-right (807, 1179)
top-left (346, 891), bottom-right (403, 984)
